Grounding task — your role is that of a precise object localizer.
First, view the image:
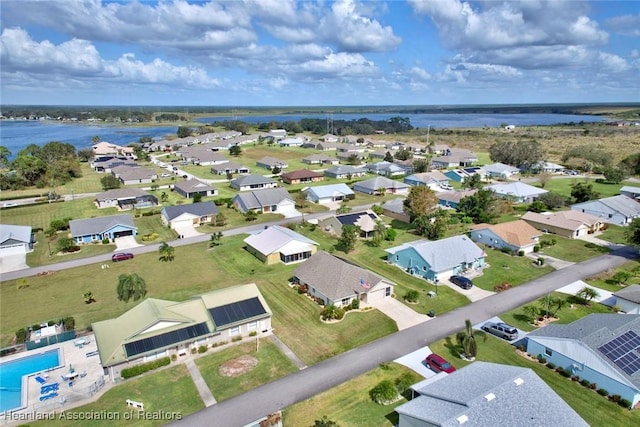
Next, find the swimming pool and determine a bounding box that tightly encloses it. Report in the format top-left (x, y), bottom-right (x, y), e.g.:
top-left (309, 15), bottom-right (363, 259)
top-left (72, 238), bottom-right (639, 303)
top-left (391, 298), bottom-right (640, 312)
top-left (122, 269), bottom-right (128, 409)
top-left (0, 349), bottom-right (61, 412)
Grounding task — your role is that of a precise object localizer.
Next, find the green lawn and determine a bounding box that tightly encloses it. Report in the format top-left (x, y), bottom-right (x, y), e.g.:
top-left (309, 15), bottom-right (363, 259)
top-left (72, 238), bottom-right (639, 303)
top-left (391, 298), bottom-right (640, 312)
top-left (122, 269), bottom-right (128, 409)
top-left (583, 261), bottom-right (640, 292)
top-left (0, 198), bottom-right (105, 230)
top-left (29, 364), bottom-right (203, 427)
top-left (472, 248), bottom-right (554, 292)
top-left (26, 231), bottom-right (117, 267)
top-left (195, 340), bottom-right (299, 402)
top-left (536, 235), bottom-right (611, 262)
top-left (283, 363), bottom-right (422, 427)
top-left (534, 177), bottom-right (636, 199)
top-left (599, 224), bottom-right (630, 244)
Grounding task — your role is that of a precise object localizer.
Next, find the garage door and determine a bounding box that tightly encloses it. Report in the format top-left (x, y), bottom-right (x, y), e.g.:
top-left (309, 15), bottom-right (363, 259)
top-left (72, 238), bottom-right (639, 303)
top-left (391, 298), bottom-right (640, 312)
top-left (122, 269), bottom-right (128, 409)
top-left (366, 287), bottom-right (389, 303)
top-left (170, 218), bottom-right (193, 229)
top-left (113, 230), bottom-right (134, 238)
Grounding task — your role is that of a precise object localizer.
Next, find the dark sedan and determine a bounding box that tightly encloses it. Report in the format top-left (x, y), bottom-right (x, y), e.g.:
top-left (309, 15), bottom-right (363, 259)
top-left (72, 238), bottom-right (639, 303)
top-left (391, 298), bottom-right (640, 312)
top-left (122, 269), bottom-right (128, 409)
top-left (449, 275), bottom-right (473, 289)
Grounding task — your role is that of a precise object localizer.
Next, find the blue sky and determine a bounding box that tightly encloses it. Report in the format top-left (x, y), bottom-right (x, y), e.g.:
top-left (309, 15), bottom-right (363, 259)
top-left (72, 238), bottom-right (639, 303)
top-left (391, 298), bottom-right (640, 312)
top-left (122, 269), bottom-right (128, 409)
top-left (1, 0), bottom-right (638, 106)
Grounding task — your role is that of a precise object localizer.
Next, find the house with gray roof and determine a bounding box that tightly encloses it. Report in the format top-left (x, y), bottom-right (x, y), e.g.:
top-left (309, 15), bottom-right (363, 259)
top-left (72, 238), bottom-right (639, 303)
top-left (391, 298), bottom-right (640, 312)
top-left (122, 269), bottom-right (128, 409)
top-left (613, 285), bottom-right (640, 314)
top-left (110, 165), bottom-right (158, 185)
top-left (385, 235), bottom-right (486, 283)
top-left (396, 361), bottom-right (588, 427)
top-left (210, 161), bottom-right (250, 175)
top-left (620, 186), bottom-right (640, 201)
top-left (485, 181), bottom-right (548, 203)
top-left (0, 224), bottom-right (34, 253)
top-left (571, 194), bottom-right (640, 225)
top-left (230, 174), bottom-right (278, 191)
top-left (232, 188), bottom-right (295, 215)
top-left (381, 198), bottom-right (410, 223)
top-left (69, 214), bottom-right (137, 244)
top-left (404, 170), bottom-right (450, 189)
top-left (304, 183), bottom-right (355, 204)
top-left (92, 283), bottom-right (272, 379)
top-left (173, 179), bottom-right (218, 199)
top-left (178, 146), bottom-right (229, 165)
top-left (526, 314), bottom-right (640, 408)
top-left (483, 162), bottom-right (520, 179)
top-left (521, 210), bottom-right (605, 238)
top-left (353, 176), bottom-right (410, 196)
top-left (363, 161), bottom-right (407, 177)
top-left (292, 251), bottom-right (394, 307)
top-left (437, 190), bottom-right (477, 209)
top-left (95, 188), bottom-right (158, 210)
top-left (301, 154), bottom-right (339, 166)
top-left (161, 202), bottom-right (219, 229)
top-left (431, 148), bottom-right (478, 168)
top-left (323, 165), bottom-right (367, 179)
top-left (318, 210), bottom-right (382, 238)
top-left (256, 156), bottom-right (289, 170)
top-left (244, 225), bottom-right (318, 265)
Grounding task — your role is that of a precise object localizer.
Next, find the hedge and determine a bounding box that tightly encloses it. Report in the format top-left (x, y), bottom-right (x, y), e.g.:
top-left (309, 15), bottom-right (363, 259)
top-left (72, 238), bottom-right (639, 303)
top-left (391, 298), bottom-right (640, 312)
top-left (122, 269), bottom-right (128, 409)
top-left (121, 357), bottom-right (171, 379)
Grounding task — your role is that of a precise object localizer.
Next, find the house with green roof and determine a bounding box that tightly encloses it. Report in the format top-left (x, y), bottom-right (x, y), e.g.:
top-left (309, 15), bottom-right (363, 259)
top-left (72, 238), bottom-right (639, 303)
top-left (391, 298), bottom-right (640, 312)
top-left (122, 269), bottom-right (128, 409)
top-left (92, 283), bottom-right (272, 379)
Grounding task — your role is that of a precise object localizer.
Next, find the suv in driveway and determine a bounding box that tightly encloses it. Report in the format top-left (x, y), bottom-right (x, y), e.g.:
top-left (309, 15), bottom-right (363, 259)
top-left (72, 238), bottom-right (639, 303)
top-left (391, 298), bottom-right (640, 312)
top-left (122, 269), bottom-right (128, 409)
top-left (449, 275), bottom-right (473, 290)
top-left (112, 252), bottom-right (134, 262)
top-left (481, 322), bottom-right (519, 341)
top-left (425, 353), bottom-right (456, 373)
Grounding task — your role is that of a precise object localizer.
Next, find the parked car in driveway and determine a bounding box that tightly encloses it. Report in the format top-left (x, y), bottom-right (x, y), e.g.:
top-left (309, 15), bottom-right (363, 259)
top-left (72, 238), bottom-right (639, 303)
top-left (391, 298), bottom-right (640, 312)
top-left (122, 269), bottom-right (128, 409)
top-left (425, 353), bottom-right (456, 373)
top-left (481, 322), bottom-right (519, 341)
top-left (112, 252), bottom-right (134, 262)
top-left (449, 275), bottom-right (473, 290)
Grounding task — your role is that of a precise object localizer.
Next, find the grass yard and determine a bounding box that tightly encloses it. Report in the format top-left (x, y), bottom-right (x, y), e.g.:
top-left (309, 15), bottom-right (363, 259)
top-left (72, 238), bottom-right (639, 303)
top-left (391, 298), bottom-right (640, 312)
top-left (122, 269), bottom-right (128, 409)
top-left (26, 231), bottom-right (117, 267)
top-left (472, 249), bottom-right (554, 292)
top-left (29, 364), bottom-right (203, 427)
top-left (498, 292), bottom-right (616, 332)
top-left (534, 177), bottom-right (636, 199)
top-left (428, 334), bottom-right (639, 427)
top-left (195, 340), bottom-right (299, 402)
top-left (0, 198), bottom-right (105, 230)
top-left (583, 260), bottom-right (640, 292)
top-left (283, 363), bottom-right (423, 427)
top-left (133, 214), bottom-right (177, 243)
top-left (598, 225), bottom-right (630, 245)
top-left (536, 235), bottom-right (611, 262)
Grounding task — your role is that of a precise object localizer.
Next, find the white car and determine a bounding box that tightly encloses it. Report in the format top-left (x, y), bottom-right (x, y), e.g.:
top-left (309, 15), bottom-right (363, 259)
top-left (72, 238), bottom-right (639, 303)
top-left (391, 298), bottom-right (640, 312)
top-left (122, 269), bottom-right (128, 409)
top-left (160, 173), bottom-right (171, 178)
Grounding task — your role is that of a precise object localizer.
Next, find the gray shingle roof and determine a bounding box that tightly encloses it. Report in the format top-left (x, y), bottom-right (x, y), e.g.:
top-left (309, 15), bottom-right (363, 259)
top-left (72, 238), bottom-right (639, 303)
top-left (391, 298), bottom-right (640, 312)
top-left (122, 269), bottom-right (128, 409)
top-left (161, 202), bottom-right (218, 221)
top-left (385, 236), bottom-right (485, 273)
top-left (396, 361), bottom-right (588, 427)
top-left (305, 183), bottom-right (354, 199)
top-left (381, 198), bottom-right (406, 215)
top-left (353, 176), bottom-right (409, 191)
top-left (231, 174), bottom-right (277, 186)
top-left (174, 179), bottom-right (215, 193)
top-left (69, 214), bottom-right (136, 236)
top-left (584, 195), bottom-right (640, 217)
top-left (485, 182), bottom-right (548, 198)
top-left (293, 251), bottom-right (391, 300)
top-left (233, 188), bottom-right (292, 210)
top-left (613, 284), bottom-right (640, 304)
top-left (0, 224), bottom-right (32, 245)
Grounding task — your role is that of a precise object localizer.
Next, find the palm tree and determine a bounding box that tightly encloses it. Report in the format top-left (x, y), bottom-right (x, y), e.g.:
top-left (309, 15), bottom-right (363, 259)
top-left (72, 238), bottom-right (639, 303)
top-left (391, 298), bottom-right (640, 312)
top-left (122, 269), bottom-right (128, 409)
top-left (83, 291), bottom-right (95, 304)
top-left (209, 232), bottom-right (223, 247)
top-left (456, 319), bottom-right (486, 359)
top-left (158, 241), bottom-right (175, 262)
top-left (522, 305), bottom-right (539, 323)
top-left (577, 286), bottom-right (600, 304)
top-left (116, 273), bottom-right (147, 303)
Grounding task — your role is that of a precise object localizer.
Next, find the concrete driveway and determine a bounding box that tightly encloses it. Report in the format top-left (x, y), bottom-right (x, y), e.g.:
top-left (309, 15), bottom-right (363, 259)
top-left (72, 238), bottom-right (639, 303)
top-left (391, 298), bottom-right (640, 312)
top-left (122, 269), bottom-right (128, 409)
top-left (115, 236), bottom-right (142, 250)
top-left (173, 223), bottom-right (202, 238)
top-left (394, 346), bottom-right (440, 379)
top-left (442, 279), bottom-right (495, 302)
top-left (0, 253), bottom-right (29, 273)
top-left (368, 297), bottom-right (430, 330)
top-left (556, 280), bottom-right (616, 306)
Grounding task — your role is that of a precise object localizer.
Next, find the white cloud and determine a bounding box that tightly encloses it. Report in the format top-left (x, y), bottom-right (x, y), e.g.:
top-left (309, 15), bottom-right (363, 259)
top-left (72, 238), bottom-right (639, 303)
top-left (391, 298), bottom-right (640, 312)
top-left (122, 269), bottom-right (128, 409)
top-left (294, 52), bottom-right (378, 78)
top-left (604, 14), bottom-right (640, 36)
top-left (0, 28), bottom-right (219, 88)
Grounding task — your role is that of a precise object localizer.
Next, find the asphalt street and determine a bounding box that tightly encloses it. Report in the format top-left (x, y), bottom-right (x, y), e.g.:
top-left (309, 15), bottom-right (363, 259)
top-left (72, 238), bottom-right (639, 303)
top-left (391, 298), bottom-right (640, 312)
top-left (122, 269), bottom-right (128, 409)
top-left (174, 245), bottom-right (637, 427)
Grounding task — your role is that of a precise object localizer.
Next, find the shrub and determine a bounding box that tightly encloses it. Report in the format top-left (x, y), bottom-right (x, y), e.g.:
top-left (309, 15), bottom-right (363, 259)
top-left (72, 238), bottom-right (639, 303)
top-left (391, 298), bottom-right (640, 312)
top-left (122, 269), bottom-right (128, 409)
top-left (580, 379), bottom-right (590, 387)
top-left (597, 388), bottom-right (609, 396)
top-left (404, 290), bottom-right (420, 303)
top-left (102, 238), bottom-right (110, 244)
top-left (536, 354), bottom-right (547, 364)
top-left (232, 336), bottom-right (242, 342)
top-left (121, 357), bottom-right (171, 379)
top-left (494, 282), bottom-right (512, 292)
top-left (533, 245), bottom-right (540, 253)
top-left (191, 347), bottom-right (197, 354)
top-left (546, 362), bottom-right (556, 369)
top-left (518, 250), bottom-right (525, 256)
top-left (197, 345), bottom-right (208, 354)
top-left (619, 398), bottom-right (632, 409)
top-left (378, 362), bottom-right (390, 370)
top-left (350, 299), bottom-right (360, 310)
top-left (211, 341), bottom-right (228, 348)
top-left (610, 394), bottom-right (621, 403)
top-left (537, 257), bottom-right (545, 266)
top-left (15, 328), bottom-right (27, 343)
top-left (571, 375), bottom-right (580, 381)
top-left (555, 367), bottom-right (564, 374)
top-left (589, 383), bottom-right (597, 390)
top-left (560, 369), bottom-right (572, 378)
top-left (249, 331), bottom-right (257, 337)
top-left (394, 372), bottom-right (414, 394)
top-left (297, 284), bottom-right (308, 294)
top-left (386, 228), bottom-right (397, 241)
top-left (63, 317), bottom-right (75, 330)
top-left (171, 354), bottom-right (177, 362)
top-left (369, 380), bottom-right (399, 405)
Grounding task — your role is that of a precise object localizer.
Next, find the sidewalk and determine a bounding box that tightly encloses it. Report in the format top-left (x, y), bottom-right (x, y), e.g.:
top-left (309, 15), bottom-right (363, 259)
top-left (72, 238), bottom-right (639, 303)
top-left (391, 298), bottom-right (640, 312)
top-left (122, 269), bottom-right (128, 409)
top-left (269, 334), bottom-right (307, 370)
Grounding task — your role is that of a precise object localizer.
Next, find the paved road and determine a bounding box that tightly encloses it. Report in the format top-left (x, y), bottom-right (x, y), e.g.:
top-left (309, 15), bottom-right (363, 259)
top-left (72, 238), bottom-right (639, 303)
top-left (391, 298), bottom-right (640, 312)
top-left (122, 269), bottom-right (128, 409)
top-left (174, 245), bottom-right (638, 427)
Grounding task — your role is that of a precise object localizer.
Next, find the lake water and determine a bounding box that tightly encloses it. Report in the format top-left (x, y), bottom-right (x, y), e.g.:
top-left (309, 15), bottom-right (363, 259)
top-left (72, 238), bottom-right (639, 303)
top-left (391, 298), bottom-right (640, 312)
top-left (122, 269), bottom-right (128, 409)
top-left (1, 112), bottom-right (607, 158)
top-left (196, 112), bottom-right (607, 129)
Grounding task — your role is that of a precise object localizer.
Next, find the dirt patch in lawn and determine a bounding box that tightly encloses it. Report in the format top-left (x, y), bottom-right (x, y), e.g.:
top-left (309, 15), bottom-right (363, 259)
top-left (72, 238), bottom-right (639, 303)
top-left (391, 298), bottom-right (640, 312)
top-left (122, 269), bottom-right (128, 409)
top-left (219, 355), bottom-right (258, 377)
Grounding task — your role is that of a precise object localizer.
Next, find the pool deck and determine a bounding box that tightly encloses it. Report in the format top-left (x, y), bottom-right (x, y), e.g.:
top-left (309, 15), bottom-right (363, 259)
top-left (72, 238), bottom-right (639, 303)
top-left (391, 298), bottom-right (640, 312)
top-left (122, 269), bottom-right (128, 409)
top-left (1, 334), bottom-right (107, 425)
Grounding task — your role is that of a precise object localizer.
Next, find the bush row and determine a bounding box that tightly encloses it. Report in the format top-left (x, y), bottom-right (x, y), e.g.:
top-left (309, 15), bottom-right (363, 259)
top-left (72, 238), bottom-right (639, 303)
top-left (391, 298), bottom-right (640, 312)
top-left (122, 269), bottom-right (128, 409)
top-left (121, 357), bottom-right (171, 379)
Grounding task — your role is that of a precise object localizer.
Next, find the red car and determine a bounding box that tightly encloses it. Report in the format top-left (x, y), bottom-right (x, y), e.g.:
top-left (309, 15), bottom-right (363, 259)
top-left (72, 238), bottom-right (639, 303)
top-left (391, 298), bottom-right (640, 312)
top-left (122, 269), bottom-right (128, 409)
top-left (425, 353), bottom-right (456, 373)
top-left (112, 252), bottom-right (134, 262)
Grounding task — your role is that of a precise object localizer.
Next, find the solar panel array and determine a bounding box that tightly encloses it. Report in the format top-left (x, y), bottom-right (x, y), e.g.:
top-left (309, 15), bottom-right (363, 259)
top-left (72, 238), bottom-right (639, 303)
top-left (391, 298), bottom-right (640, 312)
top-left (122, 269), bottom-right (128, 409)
top-left (209, 297), bottom-right (266, 328)
top-left (124, 322), bottom-right (210, 357)
top-left (597, 330), bottom-right (640, 376)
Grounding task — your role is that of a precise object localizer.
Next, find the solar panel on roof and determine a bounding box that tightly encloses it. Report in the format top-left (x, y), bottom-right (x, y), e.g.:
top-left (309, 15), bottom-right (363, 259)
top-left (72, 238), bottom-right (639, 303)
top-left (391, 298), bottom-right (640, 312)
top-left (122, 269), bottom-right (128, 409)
top-left (124, 322), bottom-right (209, 357)
top-left (598, 330), bottom-right (640, 376)
top-left (209, 297), bottom-right (266, 327)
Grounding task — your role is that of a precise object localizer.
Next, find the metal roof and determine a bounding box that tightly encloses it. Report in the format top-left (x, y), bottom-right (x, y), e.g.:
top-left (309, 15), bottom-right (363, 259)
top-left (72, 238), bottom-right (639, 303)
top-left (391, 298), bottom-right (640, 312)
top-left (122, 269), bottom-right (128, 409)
top-left (243, 225), bottom-right (318, 256)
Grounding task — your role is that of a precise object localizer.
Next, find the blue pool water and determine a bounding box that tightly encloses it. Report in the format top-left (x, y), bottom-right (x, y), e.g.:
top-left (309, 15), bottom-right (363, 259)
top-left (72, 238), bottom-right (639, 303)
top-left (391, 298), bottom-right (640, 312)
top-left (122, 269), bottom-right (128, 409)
top-left (0, 349), bottom-right (61, 412)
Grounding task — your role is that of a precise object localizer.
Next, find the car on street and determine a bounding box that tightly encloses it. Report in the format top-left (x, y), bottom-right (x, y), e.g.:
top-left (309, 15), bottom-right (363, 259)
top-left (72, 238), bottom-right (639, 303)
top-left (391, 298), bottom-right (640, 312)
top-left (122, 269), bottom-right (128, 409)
top-left (425, 353), bottom-right (456, 373)
top-left (449, 275), bottom-right (473, 290)
top-left (112, 252), bottom-right (134, 262)
top-left (160, 173), bottom-right (171, 177)
top-left (481, 321), bottom-right (519, 341)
